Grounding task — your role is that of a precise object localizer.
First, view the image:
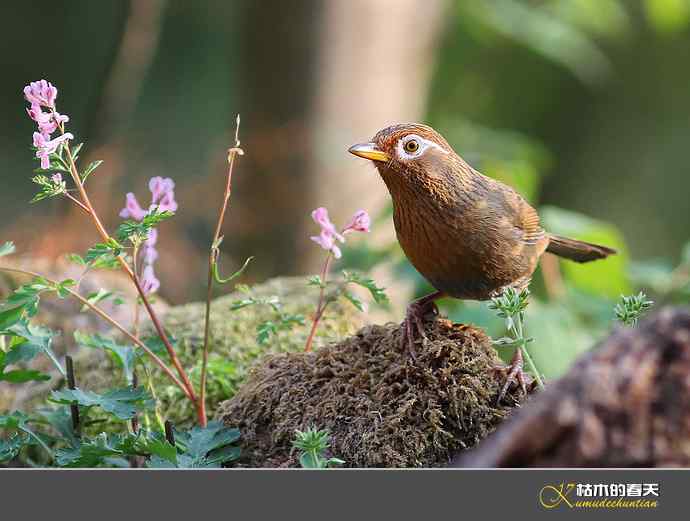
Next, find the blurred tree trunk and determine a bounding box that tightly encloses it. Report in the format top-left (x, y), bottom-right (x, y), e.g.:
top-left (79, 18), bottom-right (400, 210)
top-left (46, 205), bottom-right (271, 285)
top-left (307, 0), bottom-right (447, 269)
top-left (231, 0), bottom-right (447, 278)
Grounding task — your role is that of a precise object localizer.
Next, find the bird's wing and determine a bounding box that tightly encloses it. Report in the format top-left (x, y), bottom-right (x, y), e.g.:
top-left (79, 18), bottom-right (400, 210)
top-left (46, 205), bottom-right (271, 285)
top-left (500, 188), bottom-right (545, 245)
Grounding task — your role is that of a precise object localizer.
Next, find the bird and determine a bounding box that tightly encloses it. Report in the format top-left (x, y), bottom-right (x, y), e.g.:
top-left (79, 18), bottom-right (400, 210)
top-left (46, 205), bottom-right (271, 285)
top-left (348, 123), bottom-right (616, 399)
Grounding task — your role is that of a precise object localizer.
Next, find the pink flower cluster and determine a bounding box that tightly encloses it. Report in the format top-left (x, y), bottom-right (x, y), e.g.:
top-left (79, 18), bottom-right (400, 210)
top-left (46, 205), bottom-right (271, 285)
top-left (24, 80), bottom-right (73, 169)
top-left (120, 177), bottom-right (178, 294)
top-left (310, 207), bottom-right (370, 258)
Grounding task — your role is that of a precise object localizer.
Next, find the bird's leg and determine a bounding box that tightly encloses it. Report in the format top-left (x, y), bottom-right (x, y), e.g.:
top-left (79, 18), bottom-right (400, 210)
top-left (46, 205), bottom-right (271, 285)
top-left (401, 290), bottom-right (444, 359)
top-left (494, 348), bottom-right (532, 404)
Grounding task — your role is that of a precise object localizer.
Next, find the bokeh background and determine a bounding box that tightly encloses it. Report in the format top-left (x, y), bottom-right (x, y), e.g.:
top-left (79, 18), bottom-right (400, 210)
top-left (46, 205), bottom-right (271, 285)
top-left (3, 0), bottom-right (690, 378)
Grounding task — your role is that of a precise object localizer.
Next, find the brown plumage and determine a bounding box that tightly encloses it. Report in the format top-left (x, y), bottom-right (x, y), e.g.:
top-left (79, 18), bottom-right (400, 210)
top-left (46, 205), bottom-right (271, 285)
top-left (348, 123), bottom-right (616, 393)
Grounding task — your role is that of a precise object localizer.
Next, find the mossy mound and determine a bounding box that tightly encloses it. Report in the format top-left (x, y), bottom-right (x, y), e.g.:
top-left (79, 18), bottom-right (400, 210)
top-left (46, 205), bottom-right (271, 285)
top-left (217, 318), bottom-right (525, 468)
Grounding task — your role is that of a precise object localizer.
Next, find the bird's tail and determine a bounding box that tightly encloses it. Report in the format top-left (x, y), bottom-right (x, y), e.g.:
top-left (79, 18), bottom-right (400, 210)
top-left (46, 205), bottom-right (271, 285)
top-left (546, 234), bottom-right (616, 263)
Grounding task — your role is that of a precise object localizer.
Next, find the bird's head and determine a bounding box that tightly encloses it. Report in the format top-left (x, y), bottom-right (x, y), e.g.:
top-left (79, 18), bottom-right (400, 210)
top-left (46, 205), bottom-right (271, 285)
top-left (348, 124), bottom-right (461, 189)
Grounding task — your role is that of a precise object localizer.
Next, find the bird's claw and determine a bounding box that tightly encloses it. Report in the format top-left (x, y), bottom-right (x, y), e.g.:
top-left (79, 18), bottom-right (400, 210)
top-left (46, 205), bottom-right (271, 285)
top-left (400, 299), bottom-right (439, 360)
top-left (493, 348), bottom-right (533, 404)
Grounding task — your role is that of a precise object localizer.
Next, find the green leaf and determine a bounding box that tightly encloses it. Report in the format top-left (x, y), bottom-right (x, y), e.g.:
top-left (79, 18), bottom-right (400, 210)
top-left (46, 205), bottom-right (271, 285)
top-left (116, 209), bottom-right (174, 244)
top-left (50, 387), bottom-right (153, 420)
top-left (70, 142), bottom-right (83, 160)
top-left (172, 421), bottom-right (241, 468)
top-left (307, 275), bottom-right (324, 288)
top-left (80, 289), bottom-right (115, 311)
top-left (0, 369), bottom-right (51, 383)
top-left (55, 279), bottom-right (76, 299)
top-left (74, 331), bottom-right (138, 384)
top-left (0, 241), bottom-right (15, 257)
top-left (0, 411), bottom-right (53, 458)
top-left (80, 160), bottom-right (103, 183)
top-left (299, 452), bottom-right (320, 468)
top-left (0, 279), bottom-right (50, 329)
top-left (2, 321), bottom-right (63, 377)
top-left (56, 433), bottom-right (123, 468)
top-left (342, 271), bottom-right (389, 304)
top-left (38, 407), bottom-right (79, 447)
top-left (343, 290), bottom-right (365, 312)
top-left (85, 239), bottom-right (123, 264)
top-left (0, 433), bottom-right (27, 462)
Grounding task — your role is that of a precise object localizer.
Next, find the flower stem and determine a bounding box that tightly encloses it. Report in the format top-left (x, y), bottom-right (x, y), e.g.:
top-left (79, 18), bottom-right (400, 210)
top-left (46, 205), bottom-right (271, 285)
top-left (515, 312), bottom-right (544, 389)
top-left (56, 129), bottom-right (200, 420)
top-left (200, 118), bottom-right (244, 427)
top-left (304, 253), bottom-right (333, 352)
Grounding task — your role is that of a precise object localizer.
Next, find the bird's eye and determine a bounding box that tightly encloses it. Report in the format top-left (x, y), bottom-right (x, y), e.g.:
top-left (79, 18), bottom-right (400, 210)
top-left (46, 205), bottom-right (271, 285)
top-left (404, 139), bottom-right (419, 153)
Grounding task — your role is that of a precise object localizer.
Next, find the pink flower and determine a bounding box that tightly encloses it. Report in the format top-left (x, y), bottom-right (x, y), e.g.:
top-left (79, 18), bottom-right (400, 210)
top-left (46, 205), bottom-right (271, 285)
top-left (141, 265), bottom-right (160, 295)
top-left (23, 80), bottom-right (58, 108)
top-left (120, 177), bottom-right (177, 295)
top-left (51, 173), bottom-right (63, 184)
top-left (148, 176), bottom-right (177, 213)
top-left (155, 191), bottom-right (178, 213)
top-left (311, 231), bottom-right (342, 259)
top-left (33, 131), bottom-right (73, 169)
top-left (343, 210), bottom-right (370, 234)
top-left (311, 207), bottom-right (344, 242)
top-left (119, 193), bottom-right (148, 220)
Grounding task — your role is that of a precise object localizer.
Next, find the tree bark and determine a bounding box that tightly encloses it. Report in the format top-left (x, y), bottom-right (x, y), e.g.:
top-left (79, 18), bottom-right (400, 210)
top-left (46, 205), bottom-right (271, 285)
top-left (454, 307), bottom-right (690, 468)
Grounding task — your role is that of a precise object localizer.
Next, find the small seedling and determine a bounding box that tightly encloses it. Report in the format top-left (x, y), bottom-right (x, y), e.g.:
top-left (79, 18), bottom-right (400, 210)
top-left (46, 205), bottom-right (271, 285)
top-left (292, 426), bottom-right (344, 469)
top-left (614, 291), bottom-right (654, 326)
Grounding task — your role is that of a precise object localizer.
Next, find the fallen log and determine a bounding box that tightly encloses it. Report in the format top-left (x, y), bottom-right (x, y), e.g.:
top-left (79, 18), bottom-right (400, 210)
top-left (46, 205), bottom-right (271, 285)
top-left (455, 307), bottom-right (690, 467)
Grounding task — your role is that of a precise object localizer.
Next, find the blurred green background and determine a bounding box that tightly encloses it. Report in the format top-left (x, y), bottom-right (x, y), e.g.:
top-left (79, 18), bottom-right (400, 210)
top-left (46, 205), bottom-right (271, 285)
top-left (3, 0), bottom-right (690, 379)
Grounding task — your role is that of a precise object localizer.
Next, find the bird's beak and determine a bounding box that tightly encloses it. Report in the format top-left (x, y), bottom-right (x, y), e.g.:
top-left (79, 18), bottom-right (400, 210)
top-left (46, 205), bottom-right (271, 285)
top-left (348, 142), bottom-right (390, 162)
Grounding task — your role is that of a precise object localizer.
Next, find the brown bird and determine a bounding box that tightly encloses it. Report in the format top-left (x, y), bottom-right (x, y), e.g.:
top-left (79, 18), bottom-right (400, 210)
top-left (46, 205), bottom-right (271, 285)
top-left (348, 123), bottom-right (615, 397)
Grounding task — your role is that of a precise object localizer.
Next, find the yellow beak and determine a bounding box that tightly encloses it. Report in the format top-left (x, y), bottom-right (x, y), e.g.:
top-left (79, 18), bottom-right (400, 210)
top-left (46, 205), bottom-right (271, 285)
top-left (348, 142), bottom-right (390, 162)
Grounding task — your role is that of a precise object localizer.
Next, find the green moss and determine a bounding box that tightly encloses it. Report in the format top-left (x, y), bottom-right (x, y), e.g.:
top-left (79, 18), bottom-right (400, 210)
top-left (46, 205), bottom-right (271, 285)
top-left (217, 319), bottom-right (526, 468)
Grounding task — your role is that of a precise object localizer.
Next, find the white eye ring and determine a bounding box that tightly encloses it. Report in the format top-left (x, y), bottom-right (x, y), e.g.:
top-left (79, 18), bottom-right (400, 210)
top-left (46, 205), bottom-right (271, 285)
top-left (396, 134), bottom-right (447, 160)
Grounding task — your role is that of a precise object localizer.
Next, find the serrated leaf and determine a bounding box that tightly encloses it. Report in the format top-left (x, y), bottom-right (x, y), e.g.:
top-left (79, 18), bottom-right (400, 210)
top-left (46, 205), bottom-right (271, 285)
top-left (2, 321), bottom-right (62, 377)
top-left (71, 142), bottom-right (83, 161)
top-left (74, 331), bottom-right (138, 384)
top-left (0, 433), bottom-right (27, 462)
top-left (80, 160), bottom-right (103, 183)
top-left (85, 239), bottom-right (123, 264)
top-left (0, 241), bottom-right (15, 257)
top-left (173, 421), bottom-right (240, 468)
top-left (0, 279), bottom-right (50, 328)
top-left (342, 271), bottom-right (388, 304)
top-left (56, 433), bottom-right (122, 468)
top-left (50, 387), bottom-right (153, 420)
top-left (343, 290), bottom-right (365, 312)
top-left (0, 411), bottom-right (52, 458)
top-left (37, 407), bottom-right (79, 447)
top-left (116, 209), bottom-right (174, 244)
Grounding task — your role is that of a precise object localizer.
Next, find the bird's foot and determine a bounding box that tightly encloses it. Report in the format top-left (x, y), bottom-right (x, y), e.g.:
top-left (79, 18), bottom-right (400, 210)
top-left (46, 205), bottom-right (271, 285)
top-left (493, 348), bottom-right (534, 404)
top-left (400, 295), bottom-right (440, 360)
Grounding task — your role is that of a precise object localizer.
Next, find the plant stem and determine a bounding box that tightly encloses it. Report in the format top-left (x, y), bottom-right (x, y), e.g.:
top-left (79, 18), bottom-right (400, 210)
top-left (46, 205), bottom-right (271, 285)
top-left (199, 118), bottom-right (243, 427)
top-left (304, 253), bottom-right (333, 352)
top-left (0, 266), bottom-right (192, 401)
top-left (56, 128), bottom-right (199, 418)
top-left (515, 312), bottom-right (544, 389)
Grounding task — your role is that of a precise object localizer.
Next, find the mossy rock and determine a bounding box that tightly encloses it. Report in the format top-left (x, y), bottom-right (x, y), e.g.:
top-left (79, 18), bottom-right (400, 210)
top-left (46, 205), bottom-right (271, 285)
top-left (216, 318), bottom-right (527, 468)
top-left (72, 276), bottom-right (374, 427)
